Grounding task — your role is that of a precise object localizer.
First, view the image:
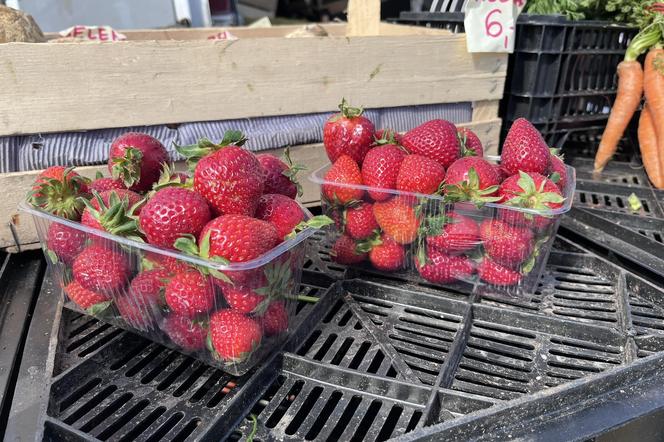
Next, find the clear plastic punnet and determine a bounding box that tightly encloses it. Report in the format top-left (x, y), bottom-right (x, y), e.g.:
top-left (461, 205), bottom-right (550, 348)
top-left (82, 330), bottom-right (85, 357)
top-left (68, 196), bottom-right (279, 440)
top-left (20, 201), bottom-right (316, 376)
top-left (310, 156), bottom-right (576, 298)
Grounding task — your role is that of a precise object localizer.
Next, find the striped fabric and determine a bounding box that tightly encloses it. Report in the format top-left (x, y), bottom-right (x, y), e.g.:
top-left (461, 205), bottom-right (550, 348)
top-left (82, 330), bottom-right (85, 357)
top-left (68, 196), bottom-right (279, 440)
top-left (2, 103), bottom-right (472, 173)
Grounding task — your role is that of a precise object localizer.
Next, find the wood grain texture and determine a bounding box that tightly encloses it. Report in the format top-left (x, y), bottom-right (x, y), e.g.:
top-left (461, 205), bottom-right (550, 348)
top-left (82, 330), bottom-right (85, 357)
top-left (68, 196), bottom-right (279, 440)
top-left (1, 143), bottom-right (327, 251)
top-left (472, 100), bottom-right (501, 122)
top-left (347, 0), bottom-right (381, 36)
top-left (0, 35), bottom-right (506, 136)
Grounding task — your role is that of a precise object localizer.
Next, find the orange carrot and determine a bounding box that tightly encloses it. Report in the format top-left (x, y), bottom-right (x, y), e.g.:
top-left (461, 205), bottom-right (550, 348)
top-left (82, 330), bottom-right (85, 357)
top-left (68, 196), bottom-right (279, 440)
top-left (644, 48), bottom-right (664, 183)
top-left (594, 60), bottom-right (644, 173)
top-left (638, 104), bottom-right (664, 189)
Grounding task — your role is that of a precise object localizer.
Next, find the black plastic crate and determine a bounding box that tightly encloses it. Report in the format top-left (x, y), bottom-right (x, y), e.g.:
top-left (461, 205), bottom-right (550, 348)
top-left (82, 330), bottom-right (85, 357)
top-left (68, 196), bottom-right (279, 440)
top-left (396, 10), bottom-right (639, 150)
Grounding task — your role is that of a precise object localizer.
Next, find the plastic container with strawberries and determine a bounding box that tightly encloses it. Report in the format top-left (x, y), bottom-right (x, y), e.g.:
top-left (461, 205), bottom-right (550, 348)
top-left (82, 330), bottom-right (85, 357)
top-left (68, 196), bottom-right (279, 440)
top-left (310, 111), bottom-right (576, 298)
top-left (20, 131), bottom-right (327, 376)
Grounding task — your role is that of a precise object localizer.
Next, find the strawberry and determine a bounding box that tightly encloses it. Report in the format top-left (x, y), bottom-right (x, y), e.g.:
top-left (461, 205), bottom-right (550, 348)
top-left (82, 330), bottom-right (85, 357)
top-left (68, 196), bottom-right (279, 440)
top-left (396, 154), bottom-right (446, 195)
top-left (139, 187), bottom-right (211, 249)
top-left (64, 280), bottom-right (110, 314)
top-left (129, 268), bottom-right (170, 304)
top-left (143, 253), bottom-right (190, 275)
top-left (162, 314), bottom-right (207, 351)
top-left (426, 212), bottom-right (480, 254)
top-left (88, 176), bottom-right (126, 193)
top-left (257, 150), bottom-right (304, 199)
top-left (493, 164), bottom-right (509, 183)
top-left (72, 245), bottom-right (130, 294)
top-left (361, 145), bottom-right (407, 201)
top-left (344, 202), bottom-right (379, 240)
top-left (330, 235), bottom-right (367, 264)
top-left (255, 194), bottom-right (304, 239)
top-left (46, 223), bottom-right (87, 264)
top-left (374, 129), bottom-right (403, 145)
top-left (164, 270), bottom-right (216, 318)
top-left (259, 301), bottom-right (289, 336)
top-left (480, 219), bottom-right (533, 269)
top-left (444, 157), bottom-right (501, 203)
top-left (322, 155), bottom-right (364, 205)
top-left (501, 118), bottom-right (551, 176)
top-left (115, 295), bottom-right (155, 330)
top-left (549, 151), bottom-right (569, 191)
top-left (457, 127), bottom-right (483, 157)
top-left (478, 257), bottom-right (522, 286)
top-left (415, 248), bottom-right (474, 284)
top-left (323, 98), bottom-right (375, 164)
top-left (29, 166), bottom-right (89, 220)
top-left (369, 235), bottom-right (405, 271)
top-left (498, 172), bottom-right (565, 229)
top-left (373, 198), bottom-right (419, 244)
top-left (81, 189), bottom-right (144, 241)
top-left (222, 285), bottom-right (265, 314)
top-left (108, 132), bottom-right (168, 192)
top-left (208, 309), bottom-right (262, 361)
top-left (401, 119), bottom-right (460, 169)
top-left (198, 215), bottom-right (280, 263)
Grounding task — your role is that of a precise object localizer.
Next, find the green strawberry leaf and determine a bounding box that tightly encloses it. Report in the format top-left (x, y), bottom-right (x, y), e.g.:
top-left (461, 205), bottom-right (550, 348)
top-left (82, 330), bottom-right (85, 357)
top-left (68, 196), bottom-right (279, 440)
top-left (46, 249), bottom-right (59, 265)
top-left (87, 300), bottom-right (112, 316)
top-left (517, 171), bottom-right (537, 195)
top-left (174, 234), bottom-right (200, 257)
top-left (549, 172), bottom-right (561, 184)
top-left (521, 255), bottom-right (536, 275)
top-left (339, 97), bottom-right (364, 118)
top-left (95, 171), bottom-right (104, 179)
top-left (111, 148), bottom-right (143, 188)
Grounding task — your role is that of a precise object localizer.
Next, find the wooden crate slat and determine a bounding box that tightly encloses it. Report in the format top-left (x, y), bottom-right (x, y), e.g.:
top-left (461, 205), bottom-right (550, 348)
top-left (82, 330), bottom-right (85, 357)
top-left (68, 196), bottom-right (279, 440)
top-left (0, 35), bottom-right (506, 136)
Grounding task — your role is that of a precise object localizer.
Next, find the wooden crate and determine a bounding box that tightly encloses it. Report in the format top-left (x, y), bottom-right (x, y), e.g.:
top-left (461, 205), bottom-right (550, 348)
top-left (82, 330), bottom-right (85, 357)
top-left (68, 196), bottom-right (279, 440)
top-left (0, 1), bottom-right (507, 252)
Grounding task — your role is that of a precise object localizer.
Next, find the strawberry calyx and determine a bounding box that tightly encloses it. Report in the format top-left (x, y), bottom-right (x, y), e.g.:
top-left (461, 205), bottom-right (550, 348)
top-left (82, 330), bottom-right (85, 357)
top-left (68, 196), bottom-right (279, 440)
top-left (444, 168), bottom-right (501, 206)
top-left (286, 215), bottom-right (334, 240)
top-left (373, 129), bottom-right (400, 147)
top-left (111, 147), bottom-right (143, 188)
top-left (281, 147), bottom-right (307, 197)
top-left (355, 230), bottom-right (383, 254)
top-left (83, 191), bottom-right (144, 241)
top-left (174, 232), bottom-right (232, 283)
top-left (252, 259), bottom-right (293, 315)
top-left (29, 167), bottom-right (89, 220)
top-left (336, 97), bottom-right (364, 120)
top-left (87, 300), bottom-right (113, 316)
top-left (457, 130), bottom-right (477, 157)
top-left (502, 171), bottom-right (565, 215)
top-left (150, 163), bottom-right (192, 194)
top-left (175, 130), bottom-right (248, 171)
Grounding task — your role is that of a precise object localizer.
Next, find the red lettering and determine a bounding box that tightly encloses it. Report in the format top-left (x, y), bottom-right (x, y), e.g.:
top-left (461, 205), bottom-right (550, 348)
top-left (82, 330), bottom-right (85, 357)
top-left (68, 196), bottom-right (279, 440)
top-left (71, 25), bottom-right (84, 37)
top-left (485, 8), bottom-right (503, 38)
top-left (98, 27), bottom-right (108, 41)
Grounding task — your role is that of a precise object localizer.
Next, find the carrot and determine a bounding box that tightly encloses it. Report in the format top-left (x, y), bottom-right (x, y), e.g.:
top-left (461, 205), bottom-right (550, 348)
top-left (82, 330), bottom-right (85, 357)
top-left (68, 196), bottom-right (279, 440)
top-left (593, 61), bottom-right (644, 173)
top-left (594, 27), bottom-right (661, 174)
top-left (638, 104), bottom-right (664, 189)
top-left (644, 48), bottom-right (664, 182)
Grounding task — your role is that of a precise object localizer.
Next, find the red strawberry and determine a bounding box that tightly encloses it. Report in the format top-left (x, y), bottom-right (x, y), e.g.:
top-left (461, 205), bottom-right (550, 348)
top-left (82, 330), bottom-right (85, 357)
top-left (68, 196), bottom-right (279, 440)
top-left (480, 220), bottom-right (533, 268)
top-left (144, 253), bottom-right (190, 275)
top-left (222, 285), bottom-right (265, 314)
top-left (64, 280), bottom-right (110, 313)
top-left (501, 119), bottom-right (551, 176)
top-left (140, 187), bottom-right (211, 249)
top-left (493, 164), bottom-right (509, 183)
top-left (416, 248), bottom-right (474, 284)
top-left (478, 258), bottom-right (522, 286)
top-left (361, 145), bottom-right (407, 201)
top-left (115, 295), bottom-right (155, 330)
top-left (255, 194), bottom-right (305, 239)
top-left (81, 189), bottom-right (144, 239)
top-left (426, 212), bottom-right (480, 254)
top-left (198, 215), bottom-right (280, 263)
top-left (129, 269), bottom-right (170, 304)
top-left (345, 202), bottom-right (379, 240)
top-left (457, 127), bottom-right (483, 157)
top-left (331, 235), bottom-right (367, 264)
top-left (164, 270), bottom-right (215, 318)
top-left (72, 245), bottom-right (130, 294)
top-left (208, 309), bottom-right (262, 361)
top-left (445, 157), bottom-right (501, 203)
top-left (374, 129), bottom-right (403, 146)
top-left (498, 172), bottom-right (565, 228)
top-left (162, 314), bottom-right (207, 351)
top-left (323, 99), bottom-right (375, 164)
top-left (373, 198), bottom-right (420, 244)
top-left (89, 176), bottom-right (126, 193)
top-left (549, 152), bottom-right (569, 191)
top-left (322, 155), bottom-right (364, 205)
top-left (46, 223), bottom-right (87, 264)
top-left (194, 147), bottom-right (264, 217)
top-left (401, 119), bottom-right (460, 169)
top-left (257, 151), bottom-right (303, 199)
top-left (259, 301), bottom-right (289, 336)
top-left (396, 155), bottom-right (446, 195)
top-left (30, 166), bottom-right (89, 220)
top-left (108, 132), bottom-right (168, 192)
top-left (369, 235), bottom-right (405, 271)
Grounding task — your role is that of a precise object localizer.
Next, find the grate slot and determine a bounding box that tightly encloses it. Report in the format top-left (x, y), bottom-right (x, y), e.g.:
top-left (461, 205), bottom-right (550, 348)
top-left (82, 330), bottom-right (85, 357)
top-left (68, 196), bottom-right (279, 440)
top-left (80, 392), bottom-right (133, 434)
top-left (109, 340), bottom-right (152, 371)
top-left (324, 395), bottom-right (363, 442)
top-left (124, 345), bottom-right (165, 378)
top-left (304, 390), bottom-right (343, 440)
top-left (264, 379), bottom-right (304, 429)
top-left (348, 342), bottom-right (372, 369)
top-left (189, 370), bottom-right (224, 404)
top-left (63, 384), bottom-right (118, 425)
top-left (96, 399), bottom-right (150, 440)
top-left (117, 406), bottom-right (167, 441)
top-left (349, 399), bottom-right (383, 442)
top-left (375, 405), bottom-right (404, 442)
top-left (58, 377), bottom-right (102, 412)
top-left (172, 418), bottom-right (203, 442)
top-left (145, 412), bottom-right (185, 442)
top-left (157, 356), bottom-right (197, 391)
top-left (140, 350), bottom-right (180, 384)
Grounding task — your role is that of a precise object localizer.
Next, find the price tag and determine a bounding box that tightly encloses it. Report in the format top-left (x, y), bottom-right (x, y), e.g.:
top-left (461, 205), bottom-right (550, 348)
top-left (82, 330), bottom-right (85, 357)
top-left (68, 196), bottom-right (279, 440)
top-left (463, 0), bottom-right (526, 53)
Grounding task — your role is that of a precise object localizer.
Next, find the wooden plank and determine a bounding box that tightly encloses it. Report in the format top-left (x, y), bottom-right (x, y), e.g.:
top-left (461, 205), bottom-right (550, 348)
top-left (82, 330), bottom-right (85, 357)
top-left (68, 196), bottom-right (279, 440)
top-left (347, 0), bottom-right (381, 37)
top-left (378, 23), bottom-right (451, 36)
top-left (0, 36), bottom-right (507, 136)
top-left (472, 100), bottom-right (501, 122)
top-left (1, 143), bottom-right (327, 252)
top-left (459, 118), bottom-right (502, 157)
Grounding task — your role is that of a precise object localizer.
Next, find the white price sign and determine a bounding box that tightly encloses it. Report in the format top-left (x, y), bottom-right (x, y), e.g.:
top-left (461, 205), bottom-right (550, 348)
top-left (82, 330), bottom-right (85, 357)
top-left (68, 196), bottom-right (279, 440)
top-left (463, 0), bottom-right (527, 53)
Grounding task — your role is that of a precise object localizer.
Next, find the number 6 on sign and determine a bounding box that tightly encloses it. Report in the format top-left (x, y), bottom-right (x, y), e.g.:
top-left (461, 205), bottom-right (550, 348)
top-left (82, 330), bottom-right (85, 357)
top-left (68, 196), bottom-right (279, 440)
top-left (464, 0), bottom-right (526, 53)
